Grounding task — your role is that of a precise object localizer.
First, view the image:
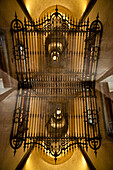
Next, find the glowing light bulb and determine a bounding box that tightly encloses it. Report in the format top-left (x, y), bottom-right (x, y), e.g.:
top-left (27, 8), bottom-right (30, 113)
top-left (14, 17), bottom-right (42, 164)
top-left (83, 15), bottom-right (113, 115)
top-left (53, 55), bottom-right (57, 61)
top-left (57, 110), bottom-right (61, 115)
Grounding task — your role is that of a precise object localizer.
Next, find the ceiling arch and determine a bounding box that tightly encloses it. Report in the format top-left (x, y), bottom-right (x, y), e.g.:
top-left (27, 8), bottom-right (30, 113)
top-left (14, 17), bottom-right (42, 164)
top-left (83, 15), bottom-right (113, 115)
top-left (23, 0), bottom-right (90, 19)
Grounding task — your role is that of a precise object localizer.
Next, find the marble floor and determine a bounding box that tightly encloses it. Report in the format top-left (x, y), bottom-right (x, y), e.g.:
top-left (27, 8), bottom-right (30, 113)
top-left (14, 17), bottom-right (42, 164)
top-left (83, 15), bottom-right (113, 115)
top-left (0, 89), bottom-right (113, 170)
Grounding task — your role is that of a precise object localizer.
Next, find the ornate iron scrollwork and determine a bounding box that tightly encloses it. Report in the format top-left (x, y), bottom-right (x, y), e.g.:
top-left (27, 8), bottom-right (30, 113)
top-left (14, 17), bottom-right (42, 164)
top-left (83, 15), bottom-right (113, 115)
top-left (11, 13), bottom-right (24, 32)
top-left (10, 6), bottom-right (103, 163)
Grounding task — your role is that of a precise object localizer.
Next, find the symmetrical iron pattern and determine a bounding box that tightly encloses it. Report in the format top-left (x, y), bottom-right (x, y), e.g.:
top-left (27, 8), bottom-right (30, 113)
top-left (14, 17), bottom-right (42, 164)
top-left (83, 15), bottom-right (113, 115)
top-left (10, 6), bottom-right (103, 162)
top-left (10, 82), bottom-right (101, 159)
top-left (11, 6), bottom-right (103, 89)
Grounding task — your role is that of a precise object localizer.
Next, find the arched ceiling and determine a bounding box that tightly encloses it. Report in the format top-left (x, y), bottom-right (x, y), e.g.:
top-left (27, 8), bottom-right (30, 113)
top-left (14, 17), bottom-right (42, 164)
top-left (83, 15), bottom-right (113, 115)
top-left (23, 0), bottom-right (90, 19)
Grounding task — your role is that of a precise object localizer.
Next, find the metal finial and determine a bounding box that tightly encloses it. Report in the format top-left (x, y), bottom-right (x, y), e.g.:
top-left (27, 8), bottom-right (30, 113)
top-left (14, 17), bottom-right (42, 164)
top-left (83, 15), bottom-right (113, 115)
top-left (96, 13), bottom-right (99, 20)
top-left (15, 12), bottom-right (17, 19)
top-left (95, 150), bottom-right (97, 157)
top-left (36, 18), bottom-right (38, 24)
top-left (55, 5), bottom-right (58, 12)
top-left (24, 17), bottom-right (26, 23)
top-left (54, 151), bottom-right (57, 164)
top-left (24, 144), bottom-right (26, 151)
top-left (55, 5), bottom-right (58, 18)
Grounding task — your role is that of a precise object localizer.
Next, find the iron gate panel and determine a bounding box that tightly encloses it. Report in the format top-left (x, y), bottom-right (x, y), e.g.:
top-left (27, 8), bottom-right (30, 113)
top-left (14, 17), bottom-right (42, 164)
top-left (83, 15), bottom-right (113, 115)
top-left (10, 6), bottom-right (103, 162)
top-left (11, 7), bottom-right (103, 89)
top-left (10, 82), bottom-right (101, 156)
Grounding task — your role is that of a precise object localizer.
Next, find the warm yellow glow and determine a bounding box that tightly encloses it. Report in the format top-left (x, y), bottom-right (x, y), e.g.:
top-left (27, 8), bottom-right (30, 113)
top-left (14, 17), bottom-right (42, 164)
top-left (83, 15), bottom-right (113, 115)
top-left (83, 5), bottom-right (86, 12)
top-left (26, 4), bottom-right (30, 13)
top-left (82, 155), bottom-right (86, 165)
top-left (53, 55), bottom-right (57, 61)
top-left (81, 4), bottom-right (87, 16)
top-left (24, 153), bottom-right (32, 170)
top-left (57, 109), bottom-right (61, 115)
top-left (26, 154), bottom-right (31, 165)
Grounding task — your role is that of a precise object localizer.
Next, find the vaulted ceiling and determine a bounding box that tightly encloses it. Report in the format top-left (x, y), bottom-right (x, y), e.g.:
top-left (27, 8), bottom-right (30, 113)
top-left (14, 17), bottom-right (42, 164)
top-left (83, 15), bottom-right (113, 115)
top-left (23, 0), bottom-right (90, 19)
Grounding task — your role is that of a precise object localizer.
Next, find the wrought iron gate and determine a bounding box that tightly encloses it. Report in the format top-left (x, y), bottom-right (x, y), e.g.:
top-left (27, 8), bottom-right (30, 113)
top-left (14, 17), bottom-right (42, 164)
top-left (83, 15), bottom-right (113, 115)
top-left (11, 6), bottom-right (103, 89)
top-left (10, 6), bottom-right (103, 162)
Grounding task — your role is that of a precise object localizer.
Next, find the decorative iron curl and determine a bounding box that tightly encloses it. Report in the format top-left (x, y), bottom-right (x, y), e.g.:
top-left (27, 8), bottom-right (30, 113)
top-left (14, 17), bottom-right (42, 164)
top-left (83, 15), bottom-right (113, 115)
top-left (11, 13), bottom-right (24, 32)
top-left (90, 14), bottom-right (103, 33)
top-left (89, 138), bottom-right (101, 152)
top-left (10, 136), bottom-right (23, 150)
